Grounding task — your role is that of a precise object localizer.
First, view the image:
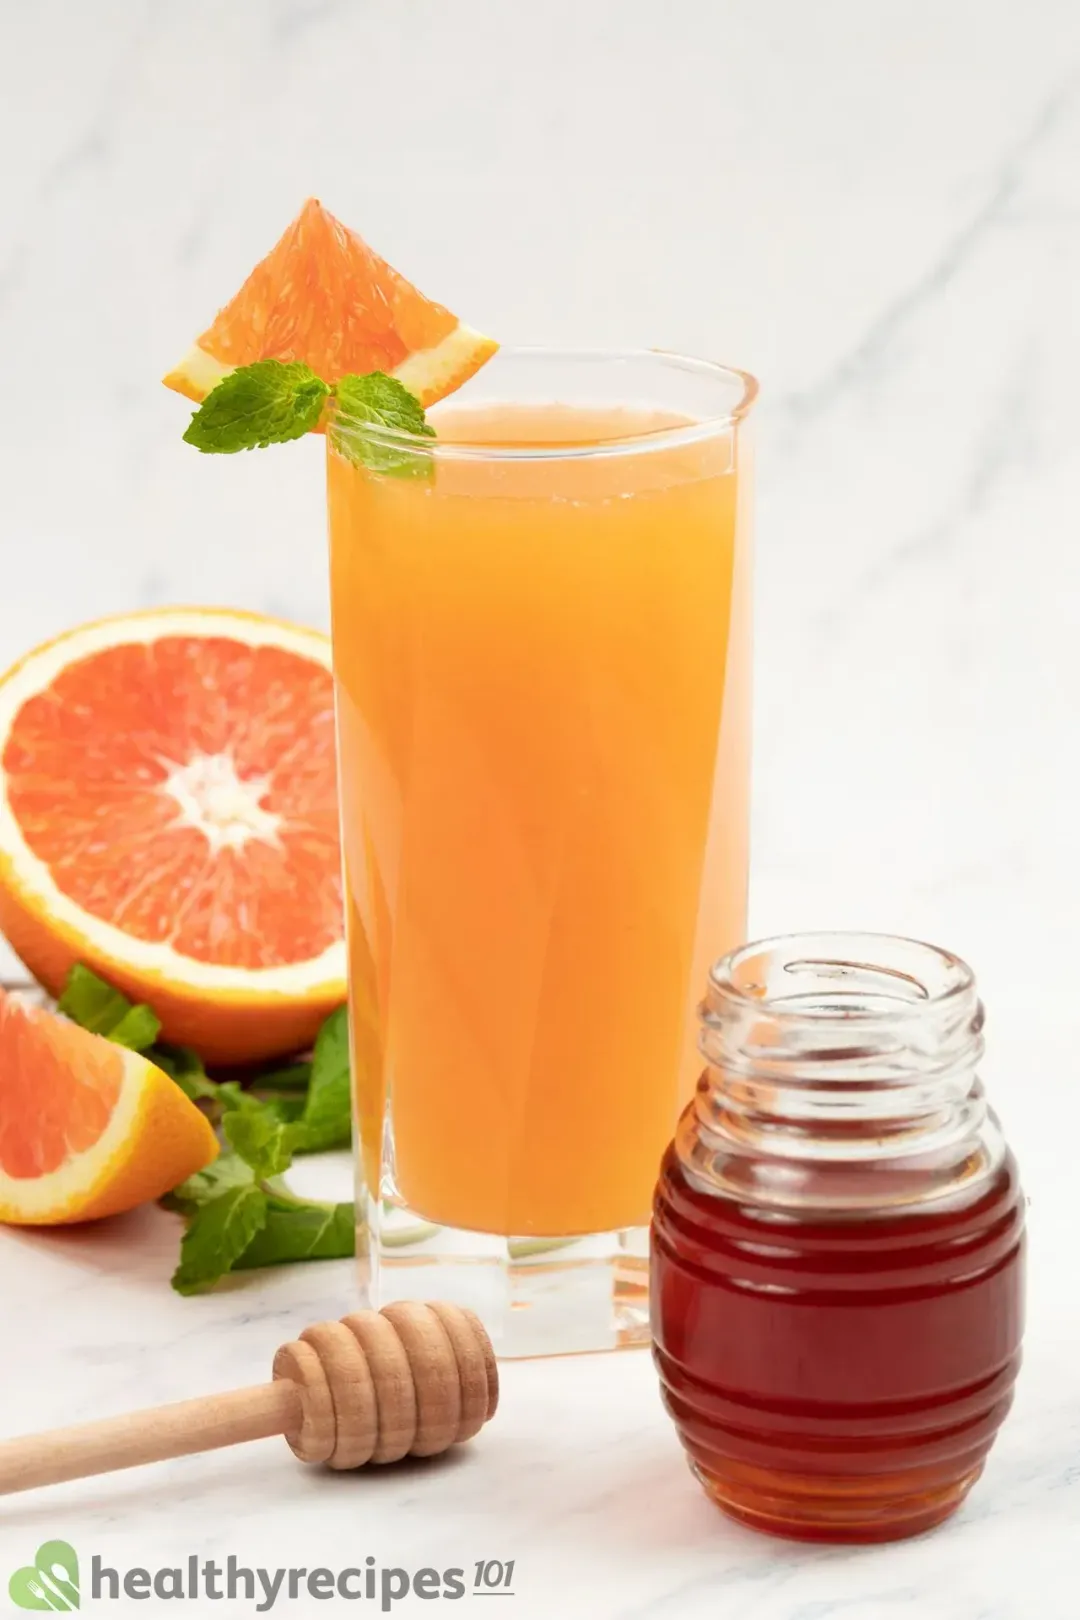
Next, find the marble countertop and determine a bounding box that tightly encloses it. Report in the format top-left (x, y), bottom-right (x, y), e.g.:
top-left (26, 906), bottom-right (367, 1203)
top-left (1, 0), bottom-right (1079, 1613)
top-left (0, 1124), bottom-right (1076, 1620)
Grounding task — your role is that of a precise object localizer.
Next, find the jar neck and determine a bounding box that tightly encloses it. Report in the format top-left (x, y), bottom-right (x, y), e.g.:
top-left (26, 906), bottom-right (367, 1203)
top-left (680, 933), bottom-right (1005, 1214)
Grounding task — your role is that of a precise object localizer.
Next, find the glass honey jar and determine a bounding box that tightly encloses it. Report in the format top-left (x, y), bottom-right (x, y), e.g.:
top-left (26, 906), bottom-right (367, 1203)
top-left (651, 933), bottom-right (1025, 1543)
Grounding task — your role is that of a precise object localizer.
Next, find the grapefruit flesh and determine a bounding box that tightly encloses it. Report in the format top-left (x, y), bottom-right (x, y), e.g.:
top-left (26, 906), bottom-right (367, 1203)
top-left (0, 609), bottom-right (345, 1063)
top-left (163, 197), bottom-right (497, 411)
top-left (0, 988), bottom-right (218, 1225)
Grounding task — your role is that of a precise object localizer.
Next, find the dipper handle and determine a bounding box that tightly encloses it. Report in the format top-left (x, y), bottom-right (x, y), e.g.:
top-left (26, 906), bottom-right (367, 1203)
top-left (0, 1302), bottom-right (498, 1498)
top-left (0, 1384), bottom-right (295, 1497)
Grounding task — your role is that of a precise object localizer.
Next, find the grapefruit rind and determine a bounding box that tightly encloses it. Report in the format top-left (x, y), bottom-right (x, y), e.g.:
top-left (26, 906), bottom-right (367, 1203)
top-left (0, 608), bottom-right (346, 1064)
top-left (165, 322), bottom-right (498, 413)
top-left (162, 345), bottom-right (230, 405)
top-left (0, 1011), bottom-right (219, 1227)
top-left (391, 323), bottom-right (500, 410)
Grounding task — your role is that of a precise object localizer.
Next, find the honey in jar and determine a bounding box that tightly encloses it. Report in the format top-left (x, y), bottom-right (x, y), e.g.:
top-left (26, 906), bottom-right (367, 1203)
top-left (651, 933), bottom-right (1025, 1543)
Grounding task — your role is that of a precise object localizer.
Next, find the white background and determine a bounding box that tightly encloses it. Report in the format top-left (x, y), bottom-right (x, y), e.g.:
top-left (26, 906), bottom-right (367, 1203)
top-left (0, 3), bottom-right (1078, 1616)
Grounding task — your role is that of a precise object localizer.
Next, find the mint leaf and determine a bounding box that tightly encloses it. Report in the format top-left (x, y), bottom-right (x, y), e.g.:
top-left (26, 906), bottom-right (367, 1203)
top-left (335, 372), bottom-right (432, 437)
top-left (151, 1042), bottom-right (218, 1100)
top-left (261, 1094), bottom-right (307, 1125)
top-left (171, 1184), bottom-right (269, 1295)
top-left (147, 1045), bottom-right (262, 1117)
top-left (215, 1080), bottom-right (266, 1116)
top-left (183, 360), bottom-right (330, 453)
top-left (331, 371), bottom-right (435, 477)
top-left (163, 1152), bottom-right (255, 1214)
top-left (57, 964), bottom-right (161, 1050)
top-left (233, 1199), bottom-right (354, 1271)
top-left (106, 1005), bottom-right (162, 1049)
top-left (294, 1005), bottom-right (352, 1152)
top-left (224, 1108), bottom-right (301, 1179)
top-left (253, 1061), bottom-right (312, 1093)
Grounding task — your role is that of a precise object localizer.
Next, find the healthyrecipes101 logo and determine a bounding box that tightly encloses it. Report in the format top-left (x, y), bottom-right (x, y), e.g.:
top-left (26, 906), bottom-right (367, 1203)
top-left (8, 1541), bottom-right (518, 1611)
top-left (9, 1540), bottom-right (81, 1610)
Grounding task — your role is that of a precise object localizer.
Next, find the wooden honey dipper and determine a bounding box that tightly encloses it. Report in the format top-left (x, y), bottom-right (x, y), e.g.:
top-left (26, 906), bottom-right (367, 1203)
top-left (0, 1302), bottom-right (498, 1498)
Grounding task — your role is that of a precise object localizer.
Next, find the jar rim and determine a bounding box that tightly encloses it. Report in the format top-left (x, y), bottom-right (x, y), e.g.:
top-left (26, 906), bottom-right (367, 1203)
top-left (694, 931), bottom-right (996, 1206)
top-left (707, 932), bottom-right (977, 1024)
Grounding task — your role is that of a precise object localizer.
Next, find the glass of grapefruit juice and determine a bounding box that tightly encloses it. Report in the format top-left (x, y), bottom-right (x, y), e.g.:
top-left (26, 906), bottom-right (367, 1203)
top-left (327, 349), bottom-right (757, 1356)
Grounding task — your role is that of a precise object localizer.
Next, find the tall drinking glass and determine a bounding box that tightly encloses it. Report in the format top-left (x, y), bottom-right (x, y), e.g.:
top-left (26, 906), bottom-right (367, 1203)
top-left (327, 350), bottom-right (756, 1356)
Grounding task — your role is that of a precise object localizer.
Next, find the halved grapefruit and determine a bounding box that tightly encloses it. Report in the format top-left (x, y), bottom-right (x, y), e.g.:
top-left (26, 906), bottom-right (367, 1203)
top-left (0, 987), bottom-right (218, 1225)
top-left (163, 196), bottom-right (497, 411)
top-left (0, 608), bottom-right (345, 1064)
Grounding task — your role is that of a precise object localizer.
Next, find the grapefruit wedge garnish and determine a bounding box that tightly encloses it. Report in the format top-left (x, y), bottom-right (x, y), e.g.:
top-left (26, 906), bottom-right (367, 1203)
top-left (0, 988), bottom-right (218, 1225)
top-left (163, 196), bottom-right (497, 411)
top-left (0, 608), bottom-right (345, 1065)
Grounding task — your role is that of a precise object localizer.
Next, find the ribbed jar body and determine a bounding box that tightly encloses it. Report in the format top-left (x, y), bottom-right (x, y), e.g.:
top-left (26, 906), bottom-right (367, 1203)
top-left (651, 934), bottom-right (1025, 1543)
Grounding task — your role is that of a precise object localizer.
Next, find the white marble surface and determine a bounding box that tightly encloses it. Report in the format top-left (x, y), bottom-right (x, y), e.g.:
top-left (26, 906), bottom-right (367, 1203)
top-left (1, 1), bottom-right (1079, 1614)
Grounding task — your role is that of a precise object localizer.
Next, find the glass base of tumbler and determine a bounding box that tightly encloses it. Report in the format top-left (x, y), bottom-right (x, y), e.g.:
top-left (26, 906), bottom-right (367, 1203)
top-left (359, 1196), bottom-right (650, 1358)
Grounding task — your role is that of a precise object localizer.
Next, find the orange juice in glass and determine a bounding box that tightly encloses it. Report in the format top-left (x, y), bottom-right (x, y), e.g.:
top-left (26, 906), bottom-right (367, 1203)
top-left (328, 350), bottom-right (756, 1356)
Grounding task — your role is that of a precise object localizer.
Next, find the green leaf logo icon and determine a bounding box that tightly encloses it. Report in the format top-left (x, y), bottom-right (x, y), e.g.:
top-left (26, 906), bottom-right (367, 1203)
top-left (8, 1540), bottom-right (80, 1610)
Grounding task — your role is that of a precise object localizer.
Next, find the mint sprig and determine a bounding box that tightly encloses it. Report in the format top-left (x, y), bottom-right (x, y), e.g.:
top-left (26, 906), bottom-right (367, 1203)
top-left (172, 1113), bottom-right (354, 1294)
top-left (182, 360), bottom-right (329, 452)
top-left (182, 360), bottom-right (434, 476)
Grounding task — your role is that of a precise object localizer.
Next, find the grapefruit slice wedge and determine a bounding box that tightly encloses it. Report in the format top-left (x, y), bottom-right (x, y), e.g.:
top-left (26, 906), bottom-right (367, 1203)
top-left (0, 608), bottom-right (345, 1064)
top-left (163, 197), bottom-right (497, 411)
top-left (0, 988), bottom-right (218, 1225)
